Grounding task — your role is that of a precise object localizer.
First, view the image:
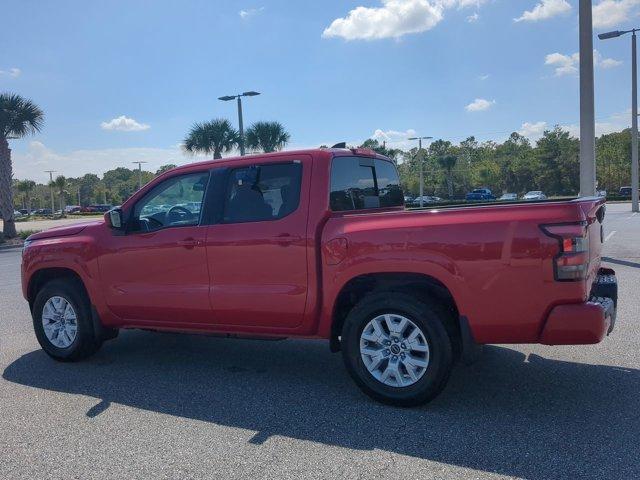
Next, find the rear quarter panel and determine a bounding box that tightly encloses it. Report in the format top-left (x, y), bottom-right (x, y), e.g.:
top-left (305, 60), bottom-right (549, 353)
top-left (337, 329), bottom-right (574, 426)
top-left (319, 201), bottom-right (597, 343)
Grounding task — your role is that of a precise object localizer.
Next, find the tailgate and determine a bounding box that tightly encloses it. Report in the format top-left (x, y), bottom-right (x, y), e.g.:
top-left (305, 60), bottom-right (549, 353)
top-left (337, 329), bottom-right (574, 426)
top-left (579, 198), bottom-right (606, 286)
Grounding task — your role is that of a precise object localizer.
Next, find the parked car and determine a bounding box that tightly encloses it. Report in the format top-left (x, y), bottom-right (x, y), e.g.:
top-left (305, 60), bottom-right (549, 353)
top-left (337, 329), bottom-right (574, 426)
top-left (403, 195), bottom-right (414, 205)
top-left (13, 210), bottom-right (23, 218)
top-left (33, 208), bottom-right (52, 215)
top-left (597, 190), bottom-right (607, 198)
top-left (465, 188), bottom-right (495, 201)
top-left (65, 205), bottom-right (82, 214)
top-left (22, 147), bottom-right (617, 406)
top-left (411, 195), bottom-right (442, 206)
top-left (498, 193), bottom-right (518, 201)
top-left (523, 191), bottom-right (547, 200)
top-left (82, 204), bottom-right (113, 213)
top-left (619, 186), bottom-right (632, 197)
top-left (18, 209), bottom-right (29, 215)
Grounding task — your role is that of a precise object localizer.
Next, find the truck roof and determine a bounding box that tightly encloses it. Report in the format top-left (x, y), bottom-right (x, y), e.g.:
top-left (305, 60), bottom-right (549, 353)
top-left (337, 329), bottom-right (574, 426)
top-left (171, 147), bottom-right (392, 174)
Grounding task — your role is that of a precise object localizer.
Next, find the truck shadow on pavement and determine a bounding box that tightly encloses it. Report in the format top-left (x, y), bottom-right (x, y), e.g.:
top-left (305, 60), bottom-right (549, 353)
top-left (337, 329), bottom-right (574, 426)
top-left (4, 331), bottom-right (639, 479)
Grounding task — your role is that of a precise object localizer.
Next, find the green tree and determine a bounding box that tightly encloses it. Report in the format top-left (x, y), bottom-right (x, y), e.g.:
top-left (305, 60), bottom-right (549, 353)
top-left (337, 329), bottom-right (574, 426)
top-left (358, 138), bottom-right (403, 163)
top-left (437, 154), bottom-right (458, 198)
top-left (245, 121), bottom-right (290, 153)
top-left (16, 179), bottom-right (36, 213)
top-left (0, 93), bottom-right (44, 237)
top-left (183, 119), bottom-right (238, 159)
top-left (156, 164), bottom-right (177, 176)
top-left (535, 126), bottom-right (579, 195)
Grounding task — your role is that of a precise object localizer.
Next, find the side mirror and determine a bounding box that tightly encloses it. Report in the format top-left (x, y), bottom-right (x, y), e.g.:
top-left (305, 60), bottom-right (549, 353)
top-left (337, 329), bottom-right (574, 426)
top-left (105, 208), bottom-right (124, 229)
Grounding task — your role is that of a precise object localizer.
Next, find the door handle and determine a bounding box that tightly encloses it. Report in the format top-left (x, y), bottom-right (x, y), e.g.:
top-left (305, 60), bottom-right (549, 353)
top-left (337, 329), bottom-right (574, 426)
top-left (177, 238), bottom-right (200, 249)
top-left (275, 233), bottom-right (301, 246)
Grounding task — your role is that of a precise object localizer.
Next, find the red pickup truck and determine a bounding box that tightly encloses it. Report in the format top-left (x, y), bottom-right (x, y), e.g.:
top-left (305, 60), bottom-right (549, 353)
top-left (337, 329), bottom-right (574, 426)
top-left (22, 148), bottom-right (618, 406)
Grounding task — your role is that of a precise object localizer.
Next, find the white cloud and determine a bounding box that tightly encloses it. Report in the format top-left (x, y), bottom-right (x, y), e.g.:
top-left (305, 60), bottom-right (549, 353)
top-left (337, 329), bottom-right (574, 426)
top-left (101, 115), bottom-right (150, 132)
top-left (467, 12), bottom-right (479, 22)
top-left (518, 121), bottom-right (548, 140)
top-left (478, 73), bottom-right (490, 80)
top-left (12, 141), bottom-right (208, 183)
top-left (545, 52), bottom-right (579, 76)
top-left (465, 98), bottom-right (495, 112)
top-left (545, 49), bottom-right (622, 76)
top-left (370, 128), bottom-right (418, 150)
top-left (514, 0), bottom-right (571, 22)
top-left (322, 0), bottom-right (487, 40)
top-left (0, 67), bottom-right (21, 78)
top-left (561, 109), bottom-right (631, 137)
top-left (239, 7), bottom-right (264, 19)
top-left (593, 0), bottom-right (640, 29)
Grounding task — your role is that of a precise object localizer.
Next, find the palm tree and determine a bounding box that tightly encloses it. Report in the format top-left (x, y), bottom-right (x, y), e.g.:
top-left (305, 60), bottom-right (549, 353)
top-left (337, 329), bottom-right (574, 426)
top-left (437, 154), bottom-right (457, 198)
top-left (245, 121), bottom-right (290, 153)
top-left (17, 179), bottom-right (36, 214)
top-left (183, 119), bottom-right (238, 159)
top-left (50, 175), bottom-right (68, 216)
top-left (0, 93), bottom-right (44, 237)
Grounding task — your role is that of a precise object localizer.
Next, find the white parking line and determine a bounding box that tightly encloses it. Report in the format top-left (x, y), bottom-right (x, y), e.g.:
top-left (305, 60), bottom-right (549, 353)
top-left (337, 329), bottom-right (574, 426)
top-left (604, 231), bottom-right (617, 242)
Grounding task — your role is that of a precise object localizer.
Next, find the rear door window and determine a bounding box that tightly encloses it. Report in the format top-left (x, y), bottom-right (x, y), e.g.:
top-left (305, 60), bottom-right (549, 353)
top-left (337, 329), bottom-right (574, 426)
top-left (223, 162), bottom-right (302, 223)
top-left (330, 157), bottom-right (403, 211)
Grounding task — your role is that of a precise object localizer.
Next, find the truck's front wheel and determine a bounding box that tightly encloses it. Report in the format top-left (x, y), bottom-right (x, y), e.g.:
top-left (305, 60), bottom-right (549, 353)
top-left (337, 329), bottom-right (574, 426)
top-left (32, 279), bottom-right (103, 361)
top-left (341, 292), bottom-right (453, 406)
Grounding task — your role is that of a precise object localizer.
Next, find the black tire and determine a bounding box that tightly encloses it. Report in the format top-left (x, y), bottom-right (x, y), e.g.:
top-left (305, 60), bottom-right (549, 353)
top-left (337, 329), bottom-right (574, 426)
top-left (32, 279), bottom-right (103, 361)
top-left (341, 292), bottom-right (453, 407)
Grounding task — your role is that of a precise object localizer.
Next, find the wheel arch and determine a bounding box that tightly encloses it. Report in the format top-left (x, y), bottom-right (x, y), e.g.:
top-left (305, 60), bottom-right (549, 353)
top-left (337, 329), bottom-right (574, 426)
top-left (27, 267), bottom-right (89, 309)
top-left (329, 272), bottom-right (461, 356)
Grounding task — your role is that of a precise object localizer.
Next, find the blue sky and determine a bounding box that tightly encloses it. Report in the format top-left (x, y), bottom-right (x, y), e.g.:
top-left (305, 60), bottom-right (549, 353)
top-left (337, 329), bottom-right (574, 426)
top-left (1, 0), bottom-right (638, 182)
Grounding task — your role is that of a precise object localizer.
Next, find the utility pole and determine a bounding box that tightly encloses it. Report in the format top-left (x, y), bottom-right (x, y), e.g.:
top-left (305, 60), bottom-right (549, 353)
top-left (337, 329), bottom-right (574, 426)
top-left (45, 170), bottom-right (56, 213)
top-left (132, 161), bottom-right (148, 190)
top-left (579, 0), bottom-right (596, 197)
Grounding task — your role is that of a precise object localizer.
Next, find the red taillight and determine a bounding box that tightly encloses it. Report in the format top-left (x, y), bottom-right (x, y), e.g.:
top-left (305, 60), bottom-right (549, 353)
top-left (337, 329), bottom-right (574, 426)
top-left (541, 222), bottom-right (590, 281)
top-left (350, 148), bottom-right (377, 157)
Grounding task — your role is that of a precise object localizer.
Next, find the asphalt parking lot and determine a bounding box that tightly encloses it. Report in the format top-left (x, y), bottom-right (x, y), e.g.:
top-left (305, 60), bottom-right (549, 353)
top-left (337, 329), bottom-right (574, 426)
top-left (1, 203), bottom-right (638, 479)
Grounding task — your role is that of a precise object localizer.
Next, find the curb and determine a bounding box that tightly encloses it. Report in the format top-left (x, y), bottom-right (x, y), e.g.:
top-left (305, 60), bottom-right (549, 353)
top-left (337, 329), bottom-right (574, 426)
top-left (0, 242), bottom-right (24, 251)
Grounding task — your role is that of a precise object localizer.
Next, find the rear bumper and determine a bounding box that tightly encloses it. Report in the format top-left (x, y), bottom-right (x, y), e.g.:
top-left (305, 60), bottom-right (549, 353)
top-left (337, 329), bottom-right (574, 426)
top-left (540, 268), bottom-right (617, 345)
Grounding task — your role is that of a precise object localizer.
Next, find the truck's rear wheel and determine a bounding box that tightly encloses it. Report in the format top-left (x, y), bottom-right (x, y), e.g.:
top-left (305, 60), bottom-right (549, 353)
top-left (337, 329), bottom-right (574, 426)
top-left (32, 279), bottom-right (103, 361)
top-left (341, 292), bottom-right (453, 406)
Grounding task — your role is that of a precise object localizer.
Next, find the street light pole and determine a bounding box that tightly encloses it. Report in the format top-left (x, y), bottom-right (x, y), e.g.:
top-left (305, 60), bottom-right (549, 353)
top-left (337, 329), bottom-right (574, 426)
top-left (632, 31), bottom-right (639, 212)
top-left (598, 28), bottom-right (639, 212)
top-left (237, 96), bottom-right (245, 156)
top-left (408, 136), bottom-right (433, 207)
top-left (218, 91), bottom-right (260, 156)
top-left (132, 161), bottom-right (147, 190)
top-left (45, 170), bottom-right (56, 213)
top-left (579, 0), bottom-right (596, 197)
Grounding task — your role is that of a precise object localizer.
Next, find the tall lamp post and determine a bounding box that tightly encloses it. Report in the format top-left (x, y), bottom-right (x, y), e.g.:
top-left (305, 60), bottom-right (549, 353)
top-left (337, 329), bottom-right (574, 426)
top-left (44, 170), bottom-right (56, 213)
top-left (132, 161), bottom-right (147, 191)
top-left (408, 136), bottom-right (433, 207)
top-left (218, 91), bottom-right (261, 156)
top-left (599, 28), bottom-right (639, 213)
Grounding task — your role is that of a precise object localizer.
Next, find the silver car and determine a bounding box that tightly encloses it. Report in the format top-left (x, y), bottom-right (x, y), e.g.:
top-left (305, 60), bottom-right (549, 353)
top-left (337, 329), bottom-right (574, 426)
top-left (523, 191), bottom-right (547, 200)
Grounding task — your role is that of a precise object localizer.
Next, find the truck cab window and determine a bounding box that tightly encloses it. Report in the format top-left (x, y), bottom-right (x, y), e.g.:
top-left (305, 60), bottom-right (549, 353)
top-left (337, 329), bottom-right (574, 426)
top-left (131, 172), bottom-right (209, 232)
top-left (330, 157), bottom-right (403, 211)
top-left (223, 162), bottom-right (302, 223)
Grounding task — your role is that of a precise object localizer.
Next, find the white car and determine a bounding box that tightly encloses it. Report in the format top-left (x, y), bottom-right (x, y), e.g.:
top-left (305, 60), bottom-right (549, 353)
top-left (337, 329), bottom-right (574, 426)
top-left (499, 193), bottom-right (518, 201)
top-left (523, 191), bottom-right (547, 200)
top-left (412, 195), bottom-right (442, 205)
